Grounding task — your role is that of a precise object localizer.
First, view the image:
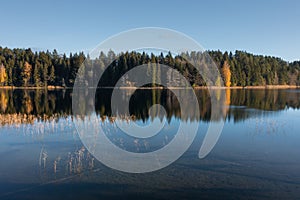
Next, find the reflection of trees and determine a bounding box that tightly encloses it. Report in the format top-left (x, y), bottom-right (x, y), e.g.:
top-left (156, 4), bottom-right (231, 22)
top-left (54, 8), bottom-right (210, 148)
top-left (0, 90), bottom-right (8, 112)
top-left (22, 91), bottom-right (33, 114)
top-left (225, 89), bottom-right (231, 105)
top-left (0, 89), bottom-right (300, 126)
top-left (230, 89), bottom-right (300, 110)
top-left (223, 89), bottom-right (231, 118)
top-left (0, 89), bottom-right (71, 126)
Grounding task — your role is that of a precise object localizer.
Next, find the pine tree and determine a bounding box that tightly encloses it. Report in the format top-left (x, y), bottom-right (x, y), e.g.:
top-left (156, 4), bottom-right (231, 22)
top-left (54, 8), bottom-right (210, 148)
top-left (33, 64), bottom-right (41, 87)
top-left (43, 64), bottom-right (48, 87)
top-left (49, 65), bottom-right (55, 85)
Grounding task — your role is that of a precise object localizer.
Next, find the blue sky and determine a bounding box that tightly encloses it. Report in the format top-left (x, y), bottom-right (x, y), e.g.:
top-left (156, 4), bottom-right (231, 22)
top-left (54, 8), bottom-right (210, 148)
top-left (0, 0), bottom-right (299, 61)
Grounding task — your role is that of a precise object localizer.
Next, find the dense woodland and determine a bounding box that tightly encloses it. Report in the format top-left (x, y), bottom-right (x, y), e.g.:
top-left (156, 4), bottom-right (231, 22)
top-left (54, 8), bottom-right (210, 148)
top-left (0, 46), bottom-right (300, 87)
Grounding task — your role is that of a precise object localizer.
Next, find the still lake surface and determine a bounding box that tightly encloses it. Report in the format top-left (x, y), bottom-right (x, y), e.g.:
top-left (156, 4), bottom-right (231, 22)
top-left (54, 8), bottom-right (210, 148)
top-left (0, 88), bottom-right (299, 199)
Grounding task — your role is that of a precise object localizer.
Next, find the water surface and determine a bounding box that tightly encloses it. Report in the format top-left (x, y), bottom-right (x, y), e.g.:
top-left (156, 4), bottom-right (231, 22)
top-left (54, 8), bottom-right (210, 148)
top-left (0, 89), bottom-right (299, 199)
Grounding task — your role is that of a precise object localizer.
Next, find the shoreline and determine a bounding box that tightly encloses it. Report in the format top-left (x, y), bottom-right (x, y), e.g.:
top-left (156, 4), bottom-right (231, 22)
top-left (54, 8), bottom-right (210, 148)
top-left (0, 85), bottom-right (299, 90)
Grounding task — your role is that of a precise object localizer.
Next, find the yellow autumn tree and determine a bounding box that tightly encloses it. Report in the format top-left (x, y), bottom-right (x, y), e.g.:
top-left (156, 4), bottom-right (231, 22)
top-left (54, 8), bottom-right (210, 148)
top-left (221, 61), bottom-right (231, 87)
top-left (22, 61), bottom-right (32, 86)
top-left (0, 64), bottom-right (7, 86)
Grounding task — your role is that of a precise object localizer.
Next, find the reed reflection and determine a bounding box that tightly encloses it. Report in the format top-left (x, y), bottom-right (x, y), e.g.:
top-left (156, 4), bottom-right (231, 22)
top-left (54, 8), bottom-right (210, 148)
top-left (0, 88), bottom-right (299, 126)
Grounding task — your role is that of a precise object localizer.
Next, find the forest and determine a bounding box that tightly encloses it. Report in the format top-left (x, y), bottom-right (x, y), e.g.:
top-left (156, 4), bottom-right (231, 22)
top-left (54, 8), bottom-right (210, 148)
top-left (0, 46), bottom-right (300, 87)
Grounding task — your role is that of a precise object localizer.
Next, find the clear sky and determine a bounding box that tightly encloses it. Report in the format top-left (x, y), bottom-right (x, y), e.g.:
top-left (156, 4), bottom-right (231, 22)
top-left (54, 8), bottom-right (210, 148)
top-left (0, 0), bottom-right (299, 61)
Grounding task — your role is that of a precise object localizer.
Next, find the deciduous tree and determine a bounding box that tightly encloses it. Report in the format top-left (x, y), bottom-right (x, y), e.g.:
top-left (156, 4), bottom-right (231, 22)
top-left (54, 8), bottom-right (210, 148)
top-left (22, 61), bottom-right (32, 86)
top-left (221, 61), bottom-right (231, 87)
top-left (0, 64), bottom-right (7, 86)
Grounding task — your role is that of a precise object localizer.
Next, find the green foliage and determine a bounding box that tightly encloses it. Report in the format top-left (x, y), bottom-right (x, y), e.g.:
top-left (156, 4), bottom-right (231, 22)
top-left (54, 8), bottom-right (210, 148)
top-left (0, 46), bottom-right (299, 87)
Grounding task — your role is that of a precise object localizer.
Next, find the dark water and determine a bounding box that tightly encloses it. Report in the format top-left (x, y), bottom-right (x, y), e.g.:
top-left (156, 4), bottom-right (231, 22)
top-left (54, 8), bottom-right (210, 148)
top-left (0, 89), bottom-right (300, 200)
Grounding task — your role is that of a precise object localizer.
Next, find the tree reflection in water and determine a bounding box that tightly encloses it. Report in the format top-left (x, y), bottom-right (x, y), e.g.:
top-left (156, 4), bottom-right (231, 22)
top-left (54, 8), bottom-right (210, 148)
top-left (0, 88), bottom-right (299, 126)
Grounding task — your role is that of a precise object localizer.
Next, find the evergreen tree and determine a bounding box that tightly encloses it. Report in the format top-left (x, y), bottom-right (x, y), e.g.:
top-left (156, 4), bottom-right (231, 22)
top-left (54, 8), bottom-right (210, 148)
top-left (0, 46), bottom-right (299, 88)
top-left (33, 64), bottom-right (41, 87)
top-left (49, 65), bottom-right (55, 85)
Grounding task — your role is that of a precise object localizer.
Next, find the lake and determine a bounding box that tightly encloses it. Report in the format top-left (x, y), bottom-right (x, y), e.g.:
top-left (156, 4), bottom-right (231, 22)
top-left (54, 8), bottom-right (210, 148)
top-left (0, 88), bottom-right (300, 199)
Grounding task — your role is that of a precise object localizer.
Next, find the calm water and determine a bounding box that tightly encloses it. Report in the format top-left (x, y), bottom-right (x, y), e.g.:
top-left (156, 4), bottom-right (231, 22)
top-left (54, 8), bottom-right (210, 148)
top-left (0, 89), bottom-right (300, 199)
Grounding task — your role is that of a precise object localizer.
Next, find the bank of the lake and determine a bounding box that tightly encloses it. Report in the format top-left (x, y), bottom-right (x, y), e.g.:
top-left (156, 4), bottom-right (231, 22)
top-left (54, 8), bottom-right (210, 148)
top-left (1, 85), bottom-right (300, 90)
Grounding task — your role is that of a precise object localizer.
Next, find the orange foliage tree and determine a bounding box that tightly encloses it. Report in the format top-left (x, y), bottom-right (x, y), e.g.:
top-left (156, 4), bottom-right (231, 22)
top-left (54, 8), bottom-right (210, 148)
top-left (0, 64), bottom-right (7, 85)
top-left (22, 62), bottom-right (32, 86)
top-left (221, 61), bottom-right (231, 87)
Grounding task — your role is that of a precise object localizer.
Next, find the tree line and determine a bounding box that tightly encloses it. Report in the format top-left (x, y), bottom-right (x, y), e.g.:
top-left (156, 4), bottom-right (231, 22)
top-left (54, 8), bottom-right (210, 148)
top-left (0, 46), bottom-right (299, 87)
